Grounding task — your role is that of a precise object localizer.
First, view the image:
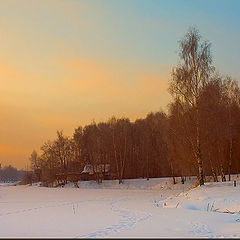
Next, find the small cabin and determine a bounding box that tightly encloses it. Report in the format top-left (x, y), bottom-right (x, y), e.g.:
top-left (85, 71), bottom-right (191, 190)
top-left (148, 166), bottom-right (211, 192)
top-left (81, 164), bottom-right (111, 181)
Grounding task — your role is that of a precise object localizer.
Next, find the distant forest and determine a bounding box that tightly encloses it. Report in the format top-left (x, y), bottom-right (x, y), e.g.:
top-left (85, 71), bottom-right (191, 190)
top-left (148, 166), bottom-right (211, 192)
top-left (0, 165), bottom-right (26, 182)
top-left (29, 27), bottom-right (240, 186)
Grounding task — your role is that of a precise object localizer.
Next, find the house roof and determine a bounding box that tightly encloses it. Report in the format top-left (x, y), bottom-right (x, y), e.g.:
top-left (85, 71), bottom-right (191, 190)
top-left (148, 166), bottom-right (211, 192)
top-left (81, 164), bottom-right (110, 174)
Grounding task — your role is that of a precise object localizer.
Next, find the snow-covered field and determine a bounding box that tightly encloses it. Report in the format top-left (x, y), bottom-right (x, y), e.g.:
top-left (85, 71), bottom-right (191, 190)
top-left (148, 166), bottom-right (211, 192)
top-left (0, 176), bottom-right (240, 238)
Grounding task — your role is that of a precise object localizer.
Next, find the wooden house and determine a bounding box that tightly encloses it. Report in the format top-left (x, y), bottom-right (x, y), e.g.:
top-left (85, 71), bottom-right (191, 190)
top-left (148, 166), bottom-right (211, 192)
top-left (81, 164), bottom-right (111, 181)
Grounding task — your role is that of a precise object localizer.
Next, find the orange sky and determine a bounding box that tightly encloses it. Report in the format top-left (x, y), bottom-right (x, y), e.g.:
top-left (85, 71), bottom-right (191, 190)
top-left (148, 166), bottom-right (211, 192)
top-left (0, 57), bottom-right (170, 169)
top-left (0, 54), bottom-right (170, 169)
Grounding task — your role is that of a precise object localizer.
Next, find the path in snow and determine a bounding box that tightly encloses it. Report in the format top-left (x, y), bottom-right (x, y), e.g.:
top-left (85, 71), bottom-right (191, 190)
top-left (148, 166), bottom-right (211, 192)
top-left (0, 186), bottom-right (165, 238)
top-left (0, 177), bottom-right (240, 238)
top-left (76, 196), bottom-right (152, 238)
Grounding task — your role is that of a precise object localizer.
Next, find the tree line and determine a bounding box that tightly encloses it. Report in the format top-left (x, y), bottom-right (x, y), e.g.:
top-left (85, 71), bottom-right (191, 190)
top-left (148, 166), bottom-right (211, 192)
top-left (0, 165), bottom-right (26, 182)
top-left (29, 27), bottom-right (240, 186)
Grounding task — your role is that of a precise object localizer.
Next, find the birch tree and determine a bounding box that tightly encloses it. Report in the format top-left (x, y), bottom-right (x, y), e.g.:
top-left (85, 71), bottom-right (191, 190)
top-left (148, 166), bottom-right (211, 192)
top-left (222, 76), bottom-right (240, 181)
top-left (169, 27), bottom-right (214, 185)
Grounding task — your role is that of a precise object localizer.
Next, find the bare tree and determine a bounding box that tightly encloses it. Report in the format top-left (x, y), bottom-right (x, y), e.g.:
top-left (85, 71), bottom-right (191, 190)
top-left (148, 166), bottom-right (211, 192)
top-left (109, 117), bottom-right (131, 184)
top-left (169, 27), bottom-right (214, 185)
top-left (222, 76), bottom-right (240, 181)
top-left (29, 150), bottom-right (40, 171)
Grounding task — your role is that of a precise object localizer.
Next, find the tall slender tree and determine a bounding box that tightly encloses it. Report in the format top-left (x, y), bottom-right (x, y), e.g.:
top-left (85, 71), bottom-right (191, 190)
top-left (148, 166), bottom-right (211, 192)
top-left (169, 27), bottom-right (214, 185)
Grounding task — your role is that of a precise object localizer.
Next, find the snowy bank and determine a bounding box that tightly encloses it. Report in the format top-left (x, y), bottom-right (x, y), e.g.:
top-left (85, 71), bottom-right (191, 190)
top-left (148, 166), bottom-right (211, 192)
top-left (1, 176), bottom-right (240, 238)
top-left (163, 180), bottom-right (240, 214)
top-left (64, 176), bottom-right (198, 191)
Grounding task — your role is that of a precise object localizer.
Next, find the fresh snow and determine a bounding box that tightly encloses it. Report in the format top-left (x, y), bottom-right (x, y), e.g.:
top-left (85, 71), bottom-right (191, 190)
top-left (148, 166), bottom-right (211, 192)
top-left (0, 176), bottom-right (240, 238)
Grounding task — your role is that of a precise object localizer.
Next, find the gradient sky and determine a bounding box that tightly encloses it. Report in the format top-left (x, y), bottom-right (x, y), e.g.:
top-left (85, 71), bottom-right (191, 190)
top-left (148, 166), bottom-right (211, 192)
top-left (1, 0), bottom-right (240, 169)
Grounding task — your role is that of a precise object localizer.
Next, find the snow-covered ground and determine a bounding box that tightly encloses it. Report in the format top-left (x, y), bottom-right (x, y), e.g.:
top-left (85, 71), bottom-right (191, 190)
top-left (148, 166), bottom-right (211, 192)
top-left (0, 176), bottom-right (240, 238)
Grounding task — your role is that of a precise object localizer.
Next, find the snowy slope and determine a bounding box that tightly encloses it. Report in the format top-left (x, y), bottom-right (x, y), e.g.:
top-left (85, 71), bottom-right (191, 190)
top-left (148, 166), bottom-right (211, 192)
top-left (163, 181), bottom-right (240, 213)
top-left (65, 176), bottom-right (197, 191)
top-left (0, 177), bottom-right (240, 238)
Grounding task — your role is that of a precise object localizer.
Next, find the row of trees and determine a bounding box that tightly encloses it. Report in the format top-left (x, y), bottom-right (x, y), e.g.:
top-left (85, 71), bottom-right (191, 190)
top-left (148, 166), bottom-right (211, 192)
top-left (29, 27), bottom-right (240, 186)
top-left (30, 113), bottom-right (170, 184)
top-left (0, 165), bottom-right (26, 182)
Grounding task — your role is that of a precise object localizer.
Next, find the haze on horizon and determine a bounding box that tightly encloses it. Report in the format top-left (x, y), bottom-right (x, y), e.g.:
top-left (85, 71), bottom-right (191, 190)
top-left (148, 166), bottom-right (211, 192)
top-left (0, 0), bottom-right (240, 170)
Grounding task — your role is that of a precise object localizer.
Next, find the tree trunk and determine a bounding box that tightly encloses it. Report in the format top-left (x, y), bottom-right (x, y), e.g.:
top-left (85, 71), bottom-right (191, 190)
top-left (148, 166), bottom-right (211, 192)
top-left (221, 164), bottom-right (226, 182)
top-left (211, 167), bottom-right (218, 182)
top-left (119, 135), bottom-right (127, 184)
top-left (146, 153), bottom-right (149, 180)
top-left (196, 147), bottom-right (204, 186)
top-left (181, 175), bottom-right (184, 184)
top-left (196, 111), bottom-right (204, 186)
top-left (228, 139), bottom-right (233, 181)
top-left (112, 132), bottom-right (121, 183)
top-left (170, 161), bottom-right (176, 184)
top-left (209, 154), bottom-right (218, 182)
